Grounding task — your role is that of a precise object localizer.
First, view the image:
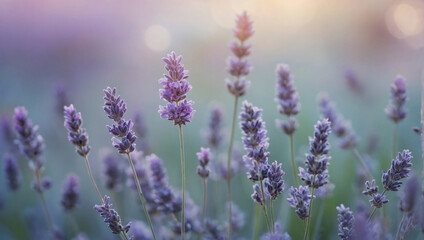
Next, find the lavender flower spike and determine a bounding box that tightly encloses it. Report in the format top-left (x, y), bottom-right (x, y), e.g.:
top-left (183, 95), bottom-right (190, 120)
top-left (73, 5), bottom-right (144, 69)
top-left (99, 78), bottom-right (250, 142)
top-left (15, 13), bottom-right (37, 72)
top-left (61, 174), bottom-right (80, 211)
top-left (399, 174), bottom-right (419, 212)
top-left (203, 105), bottom-right (224, 149)
top-left (287, 185), bottom-right (312, 220)
top-left (3, 156), bottom-right (20, 191)
top-left (94, 195), bottom-right (130, 235)
top-left (158, 52), bottom-right (195, 125)
top-left (385, 76), bottom-right (408, 123)
top-left (265, 161), bottom-right (285, 200)
top-left (336, 204), bottom-right (354, 240)
top-left (196, 147), bottom-right (211, 178)
top-left (382, 149), bottom-right (413, 192)
top-left (64, 104), bottom-right (91, 157)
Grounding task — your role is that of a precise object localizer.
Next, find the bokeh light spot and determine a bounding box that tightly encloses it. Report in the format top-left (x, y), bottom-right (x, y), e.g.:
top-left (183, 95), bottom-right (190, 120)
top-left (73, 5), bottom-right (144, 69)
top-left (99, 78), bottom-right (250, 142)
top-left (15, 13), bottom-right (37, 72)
top-left (144, 25), bottom-right (171, 52)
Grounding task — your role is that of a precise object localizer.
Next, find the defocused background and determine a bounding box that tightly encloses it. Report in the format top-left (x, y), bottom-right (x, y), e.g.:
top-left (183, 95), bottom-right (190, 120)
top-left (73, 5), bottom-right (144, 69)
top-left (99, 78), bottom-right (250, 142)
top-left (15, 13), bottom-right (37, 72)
top-left (0, 0), bottom-right (423, 239)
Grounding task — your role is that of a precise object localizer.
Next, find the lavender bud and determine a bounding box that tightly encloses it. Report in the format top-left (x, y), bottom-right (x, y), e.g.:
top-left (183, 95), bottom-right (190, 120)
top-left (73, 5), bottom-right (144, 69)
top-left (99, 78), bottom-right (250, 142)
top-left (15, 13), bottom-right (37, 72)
top-left (362, 180), bottom-right (378, 196)
top-left (275, 64), bottom-right (300, 117)
top-left (158, 52), bottom-right (195, 125)
top-left (399, 174), bottom-right (419, 212)
top-left (226, 77), bottom-right (250, 97)
top-left (382, 149), bottom-right (413, 192)
top-left (103, 87), bottom-right (127, 122)
top-left (227, 57), bottom-right (251, 77)
top-left (370, 193), bottom-right (388, 208)
top-left (287, 185), bottom-right (312, 220)
top-left (61, 174), bottom-right (80, 211)
top-left (251, 184), bottom-right (265, 205)
top-left (265, 161), bottom-right (285, 200)
top-left (63, 104), bottom-right (91, 157)
top-left (233, 11), bottom-right (254, 42)
top-left (276, 117), bottom-right (298, 135)
top-left (94, 195), bottom-right (131, 234)
top-left (229, 42), bottom-right (251, 58)
top-left (385, 76), bottom-right (408, 123)
top-left (3, 156), bottom-right (20, 191)
top-left (336, 204), bottom-right (354, 240)
top-left (196, 147), bottom-right (211, 178)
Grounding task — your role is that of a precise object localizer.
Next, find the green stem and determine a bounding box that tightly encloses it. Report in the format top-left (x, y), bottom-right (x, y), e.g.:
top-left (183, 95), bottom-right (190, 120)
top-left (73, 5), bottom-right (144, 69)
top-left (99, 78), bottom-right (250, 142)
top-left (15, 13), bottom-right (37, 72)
top-left (393, 123), bottom-right (398, 158)
top-left (259, 178), bottom-right (271, 232)
top-left (83, 155), bottom-right (104, 204)
top-left (178, 125), bottom-right (186, 240)
top-left (289, 134), bottom-right (299, 187)
top-left (122, 232), bottom-right (130, 240)
top-left (253, 205), bottom-right (261, 240)
top-left (126, 153), bottom-right (156, 240)
top-left (304, 174), bottom-right (317, 240)
top-left (395, 213), bottom-right (406, 240)
top-left (202, 178), bottom-right (207, 228)
top-left (352, 148), bottom-right (373, 181)
top-left (227, 95), bottom-right (239, 239)
top-left (270, 200), bottom-right (275, 232)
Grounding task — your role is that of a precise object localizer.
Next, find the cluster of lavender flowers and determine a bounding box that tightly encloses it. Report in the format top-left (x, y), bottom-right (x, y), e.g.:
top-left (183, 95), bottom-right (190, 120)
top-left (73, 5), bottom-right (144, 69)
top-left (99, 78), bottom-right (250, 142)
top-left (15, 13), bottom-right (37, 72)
top-left (196, 147), bottom-right (211, 179)
top-left (385, 76), bottom-right (408, 123)
top-left (61, 174), bottom-right (80, 211)
top-left (94, 196), bottom-right (131, 235)
top-left (3, 156), bottom-right (20, 191)
top-left (64, 104), bottom-right (91, 157)
top-left (275, 64), bottom-right (301, 135)
top-left (158, 52), bottom-right (195, 125)
top-left (363, 150), bottom-right (413, 208)
top-left (226, 11), bottom-right (253, 97)
top-left (287, 185), bottom-right (312, 220)
top-left (336, 204), bottom-right (354, 240)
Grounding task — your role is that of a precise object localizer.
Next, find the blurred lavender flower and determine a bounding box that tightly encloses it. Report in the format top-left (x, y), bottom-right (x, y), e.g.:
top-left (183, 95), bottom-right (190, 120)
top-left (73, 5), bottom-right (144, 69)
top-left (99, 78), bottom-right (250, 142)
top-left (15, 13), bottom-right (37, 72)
top-left (226, 11), bottom-right (253, 97)
top-left (214, 145), bottom-right (244, 181)
top-left (352, 214), bottom-right (373, 240)
top-left (205, 220), bottom-right (225, 240)
top-left (3, 156), bottom-right (20, 191)
top-left (382, 149), bottom-right (413, 192)
top-left (103, 87), bottom-right (137, 154)
top-left (71, 233), bottom-right (89, 240)
top-left (336, 204), bottom-right (354, 240)
top-left (196, 147), bottom-right (211, 179)
top-left (399, 174), bottom-right (419, 212)
top-left (61, 174), bottom-right (79, 211)
top-left (94, 195), bottom-right (131, 235)
top-left (103, 152), bottom-right (122, 191)
top-left (54, 83), bottom-right (70, 119)
top-left (14, 107), bottom-right (44, 168)
top-left (275, 64), bottom-right (300, 135)
top-left (298, 119), bottom-right (331, 189)
top-left (287, 185), bottom-right (312, 220)
top-left (251, 184), bottom-right (265, 205)
top-left (226, 202), bottom-right (245, 236)
top-left (129, 221), bottom-right (153, 240)
top-left (0, 116), bottom-right (16, 150)
top-left (64, 104), bottom-right (91, 157)
top-left (133, 112), bottom-right (150, 153)
top-left (265, 161), bottom-right (285, 200)
top-left (385, 76), bottom-right (408, 123)
top-left (260, 222), bottom-right (291, 240)
top-left (149, 154), bottom-right (181, 214)
top-left (318, 94), bottom-right (358, 150)
top-left (344, 69), bottom-right (364, 95)
top-left (203, 105), bottom-right (224, 149)
top-left (158, 52), bottom-right (195, 125)
top-left (363, 179), bottom-right (388, 208)
top-left (239, 101), bottom-right (270, 182)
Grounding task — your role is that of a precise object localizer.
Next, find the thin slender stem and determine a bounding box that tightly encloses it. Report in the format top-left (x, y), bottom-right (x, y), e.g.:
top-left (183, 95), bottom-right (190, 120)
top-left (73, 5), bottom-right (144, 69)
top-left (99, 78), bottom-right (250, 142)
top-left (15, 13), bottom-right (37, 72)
top-left (368, 189), bottom-right (387, 222)
top-left (259, 178), bottom-right (271, 232)
top-left (312, 199), bottom-right (325, 240)
top-left (352, 148), bottom-right (373, 181)
top-left (122, 232), bottom-right (130, 240)
top-left (202, 178), bottom-right (207, 228)
top-left (178, 125), bottom-right (186, 240)
top-left (227, 95), bottom-right (239, 239)
top-left (253, 205), bottom-right (261, 240)
top-left (270, 200), bottom-right (275, 232)
top-left (289, 134), bottom-right (299, 187)
top-left (393, 123), bottom-right (398, 158)
top-left (304, 174), bottom-right (317, 240)
top-left (126, 153), bottom-right (156, 240)
top-left (83, 155), bottom-right (104, 204)
top-left (34, 168), bottom-right (55, 239)
top-left (395, 213), bottom-right (406, 240)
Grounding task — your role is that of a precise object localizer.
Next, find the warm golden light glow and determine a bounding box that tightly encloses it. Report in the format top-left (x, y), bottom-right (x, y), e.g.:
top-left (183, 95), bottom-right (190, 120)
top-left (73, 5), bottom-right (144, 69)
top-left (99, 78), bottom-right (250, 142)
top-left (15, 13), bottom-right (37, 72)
top-left (144, 25), bottom-right (171, 52)
top-left (386, 1), bottom-right (424, 39)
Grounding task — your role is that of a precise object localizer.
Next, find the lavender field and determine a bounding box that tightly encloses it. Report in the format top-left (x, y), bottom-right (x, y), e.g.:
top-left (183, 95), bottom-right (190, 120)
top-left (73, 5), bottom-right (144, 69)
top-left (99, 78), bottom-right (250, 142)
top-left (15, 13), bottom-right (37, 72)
top-left (0, 1), bottom-right (423, 240)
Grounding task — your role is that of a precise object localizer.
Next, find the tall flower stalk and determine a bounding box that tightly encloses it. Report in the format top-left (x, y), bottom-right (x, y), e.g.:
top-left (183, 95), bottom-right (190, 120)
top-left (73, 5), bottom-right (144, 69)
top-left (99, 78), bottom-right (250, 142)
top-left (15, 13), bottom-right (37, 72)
top-left (103, 87), bottom-right (156, 240)
top-left (158, 52), bottom-right (195, 239)
top-left (14, 107), bottom-right (55, 238)
top-left (275, 64), bottom-right (300, 187)
top-left (296, 119), bottom-right (332, 240)
top-left (64, 104), bottom-right (130, 240)
top-left (196, 147), bottom-right (211, 227)
top-left (385, 76), bottom-right (408, 158)
top-left (225, 11), bottom-right (253, 238)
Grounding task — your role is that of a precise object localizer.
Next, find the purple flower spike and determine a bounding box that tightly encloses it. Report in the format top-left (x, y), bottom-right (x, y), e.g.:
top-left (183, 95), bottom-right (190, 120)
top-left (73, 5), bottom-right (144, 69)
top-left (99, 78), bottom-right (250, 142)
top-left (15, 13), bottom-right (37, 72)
top-left (287, 185), bottom-right (312, 220)
top-left (385, 76), bottom-right (408, 123)
top-left (3, 156), bottom-right (20, 191)
top-left (226, 77), bottom-right (250, 97)
top-left (94, 195), bottom-right (131, 235)
top-left (61, 174), bottom-right (80, 211)
top-left (103, 87), bottom-right (137, 154)
top-left (336, 204), bottom-right (354, 240)
top-left (203, 105), bottom-right (224, 149)
top-left (158, 52), bottom-right (195, 125)
top-left (64, 104), bottom-right (91, 157)
top-left (275, 64), bottom-right (300, 117)
top-left (251, 184), bottom-right (265, 205)
top-left (399, 174), bottom-right (419, 212)
top-left (196, 147), bottom-right (211, 179)
top-left (233, 11), bottom-right (254, 42)
top-left (382, 149), bottom-right (413, 192)
top-left (14, 107), bottom-right (45, 168)
top-left (265, 161), bottom-right (285, 200)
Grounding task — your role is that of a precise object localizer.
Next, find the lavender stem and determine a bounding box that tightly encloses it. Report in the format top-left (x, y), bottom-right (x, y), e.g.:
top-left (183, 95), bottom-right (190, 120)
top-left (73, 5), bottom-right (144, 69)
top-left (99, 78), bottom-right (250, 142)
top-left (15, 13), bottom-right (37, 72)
top-left (35, 169), bottom-right (55, 239)
top-left (227, 95), bottom-right (239, 239)
top-left (270, 200), bottom-right (275, 232)
top-left (178, 124), bottom-right (186, 240)
top-left (395, 213), bottom-right (406, 240)
top-left (304, 174), bottom-right (317, 240)
top-left (368, 189), bottom-right (387, 222)
top-left (290, 134), bottom-right (299, 187)
top-left (393, 123), bottom-right (398, 158)
top-left (126, 153), bottom-right (156, 240)
top-left (352, 148), bottom-right (373, 180)
top-left (83, 155), bottom-right (104, 204)
top-left (253, 205), bottom-right (261, 240)
top-left (202, 178), bottom-right (207, 227)
top-left (259, 177), bottom-right (271, 232)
